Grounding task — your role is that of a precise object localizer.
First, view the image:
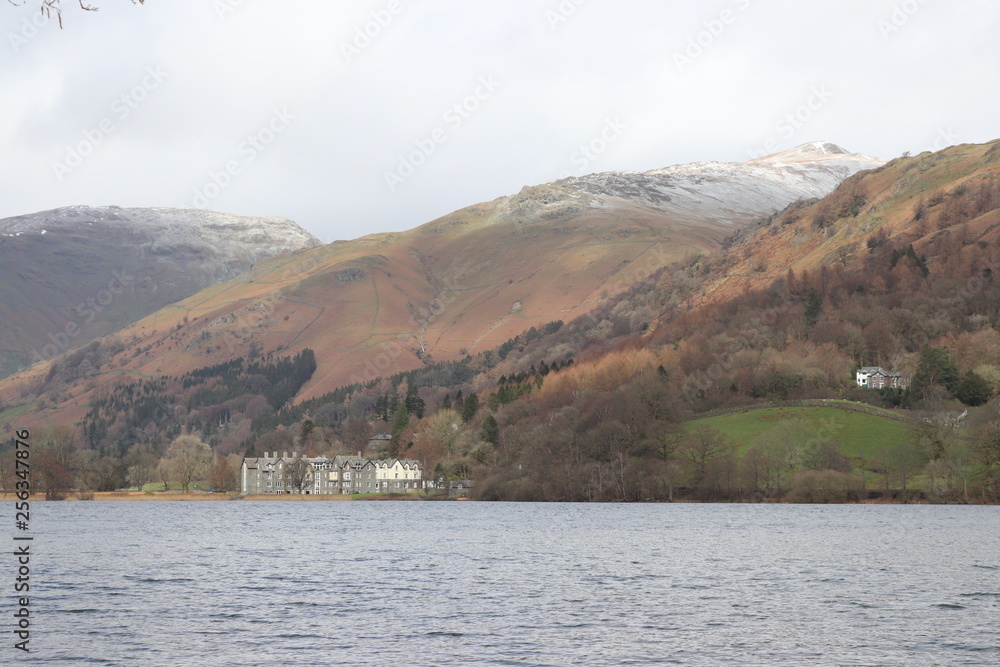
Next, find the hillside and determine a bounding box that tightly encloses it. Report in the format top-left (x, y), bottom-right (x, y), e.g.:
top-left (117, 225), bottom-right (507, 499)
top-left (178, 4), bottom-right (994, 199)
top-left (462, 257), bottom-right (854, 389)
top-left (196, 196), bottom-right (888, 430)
top-left (0, 206), bottom-right (320, 379)
top-left (0, 144), bottom-right (881, 430)
top-left (5, 140), bottom-right (1000, 504)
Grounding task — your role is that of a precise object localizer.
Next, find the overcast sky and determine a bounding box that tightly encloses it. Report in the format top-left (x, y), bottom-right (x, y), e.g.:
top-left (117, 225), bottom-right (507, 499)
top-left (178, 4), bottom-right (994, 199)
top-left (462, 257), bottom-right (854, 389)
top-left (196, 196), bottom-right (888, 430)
top-left (2, 0), bottom-right (998, 242)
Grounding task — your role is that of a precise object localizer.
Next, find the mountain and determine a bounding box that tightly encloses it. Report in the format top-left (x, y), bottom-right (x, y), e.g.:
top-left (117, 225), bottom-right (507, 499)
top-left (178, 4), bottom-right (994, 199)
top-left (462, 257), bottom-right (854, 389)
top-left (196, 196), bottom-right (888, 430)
top-left (0, 143), bottom-right (881, 430)
top-left (5, 140), bottom-right (998, 503)
top-left (0, 206), bottom-right (321, 378)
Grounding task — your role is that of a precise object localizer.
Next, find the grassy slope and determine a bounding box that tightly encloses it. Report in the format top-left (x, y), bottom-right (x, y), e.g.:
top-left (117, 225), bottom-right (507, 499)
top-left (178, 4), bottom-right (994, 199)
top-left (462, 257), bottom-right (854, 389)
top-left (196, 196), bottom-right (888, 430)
top-left (683, 404), bottom-right (911, 461)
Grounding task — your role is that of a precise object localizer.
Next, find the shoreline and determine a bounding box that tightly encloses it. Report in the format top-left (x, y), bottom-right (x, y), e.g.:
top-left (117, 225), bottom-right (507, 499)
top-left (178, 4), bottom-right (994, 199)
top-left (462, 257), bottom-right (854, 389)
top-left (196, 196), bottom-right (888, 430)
top-left (1, 492), bottom-right (993, 504)
top-left (0, 491), bottom-right (435, 502)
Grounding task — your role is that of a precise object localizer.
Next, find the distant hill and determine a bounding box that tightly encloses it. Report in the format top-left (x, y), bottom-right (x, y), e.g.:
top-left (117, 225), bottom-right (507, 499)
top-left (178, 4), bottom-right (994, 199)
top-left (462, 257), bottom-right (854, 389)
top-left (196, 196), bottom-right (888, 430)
top-left (0, 143), bottom-right (881, 429)
top-left (5, 140), bottom-right (1000, 504)
top-left (0, 206), bottom-right (320, 378)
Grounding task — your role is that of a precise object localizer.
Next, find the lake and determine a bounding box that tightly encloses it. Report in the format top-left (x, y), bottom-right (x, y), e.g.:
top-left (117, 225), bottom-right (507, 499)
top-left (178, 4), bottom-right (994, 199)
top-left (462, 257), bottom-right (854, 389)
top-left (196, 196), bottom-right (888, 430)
top-left (12, 502), bottom-right (1000, 665)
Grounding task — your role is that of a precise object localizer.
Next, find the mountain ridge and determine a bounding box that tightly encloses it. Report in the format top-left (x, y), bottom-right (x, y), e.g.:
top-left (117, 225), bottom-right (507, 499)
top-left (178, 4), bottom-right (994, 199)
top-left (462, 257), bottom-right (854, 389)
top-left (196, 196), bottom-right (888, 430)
top-left (0, 142), bottom-right (882, 429)
top-left (0, 206), bottom-right (320, 378)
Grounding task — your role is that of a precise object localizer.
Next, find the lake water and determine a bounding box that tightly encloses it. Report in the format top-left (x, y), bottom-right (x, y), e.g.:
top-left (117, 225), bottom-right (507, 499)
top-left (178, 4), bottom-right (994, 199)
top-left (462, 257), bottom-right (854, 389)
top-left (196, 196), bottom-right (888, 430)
top-left (11, 502), bottom-right (1000, 666)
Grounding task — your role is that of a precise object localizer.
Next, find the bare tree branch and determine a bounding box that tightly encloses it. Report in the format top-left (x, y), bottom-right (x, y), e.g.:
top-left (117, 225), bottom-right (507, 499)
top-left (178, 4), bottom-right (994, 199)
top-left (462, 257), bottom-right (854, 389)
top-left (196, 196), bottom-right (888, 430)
top-left (8, 0), bottom-right (145, 28)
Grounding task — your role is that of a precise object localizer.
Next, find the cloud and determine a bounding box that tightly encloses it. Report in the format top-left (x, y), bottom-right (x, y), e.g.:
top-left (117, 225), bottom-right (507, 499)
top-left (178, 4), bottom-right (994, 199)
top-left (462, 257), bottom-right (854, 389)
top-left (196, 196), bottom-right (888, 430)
top-left (1, 0), bottom-right (997, 241)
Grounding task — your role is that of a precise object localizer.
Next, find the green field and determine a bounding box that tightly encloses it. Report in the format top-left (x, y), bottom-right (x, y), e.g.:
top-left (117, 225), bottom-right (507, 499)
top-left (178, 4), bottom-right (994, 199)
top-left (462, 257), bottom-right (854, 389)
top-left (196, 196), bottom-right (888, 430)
top-left (683, 404), bottom-right (912, 461)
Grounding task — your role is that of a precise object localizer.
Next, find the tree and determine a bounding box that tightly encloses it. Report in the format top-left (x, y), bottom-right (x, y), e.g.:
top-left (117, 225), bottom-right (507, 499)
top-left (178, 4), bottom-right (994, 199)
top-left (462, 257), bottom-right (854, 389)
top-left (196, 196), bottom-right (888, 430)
top-left (283, 457), bottom-right (311, 494)
top-left (10, 0), bottom-right (145, 29)
top-left (342, 417), bottom-right (372, 449)
top-left (299, 419), bottom-right (315, 444)
top-left (955, 371), bottom-right (993, 407)
top-left (123, 443), bottom-right (158, 491)
top-left (480, 414), bottom-right (499, 445)
top-left (164, 435), bottom-right (211, 493)
top-left (34, 448), bottom-right (74, 500)
top-left (405, 384), bottom-right (426, 419)
top-left (461, 392), bottom-right (479, 423)
top-left (80, 456), bottom-right (124, 492)
top-left (209, 456), bottom-right (240, 493)
top-left (804, 288), bottom-right (823, 327)
top-left (835, 242), bottom-right (858, 266)
top-left (419, 409), bottom-right (462, 459)
top-left (389, 401), bottom-right (411, 457)
top-left (910, 408), bottom-right (960, 462)
top-left (681, 427), bottom-right (729, 483)
top-left (973, 419), bottom-right (1000, 500)
top-left (908, 347), bottom-right (960, 403)
top-left (155, 459), bottom-right (171, 491)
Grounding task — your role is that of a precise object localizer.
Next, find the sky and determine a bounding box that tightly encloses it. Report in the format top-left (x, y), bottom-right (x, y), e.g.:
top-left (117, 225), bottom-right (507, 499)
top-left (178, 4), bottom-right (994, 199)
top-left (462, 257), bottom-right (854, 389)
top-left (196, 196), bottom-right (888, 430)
top-left (2, 0), bottom-right (999, 242)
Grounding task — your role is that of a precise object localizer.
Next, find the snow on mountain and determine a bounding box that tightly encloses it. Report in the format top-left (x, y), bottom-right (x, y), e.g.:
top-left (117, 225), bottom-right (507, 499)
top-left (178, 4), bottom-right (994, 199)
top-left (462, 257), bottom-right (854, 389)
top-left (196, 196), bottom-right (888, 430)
top-left (0, 206), bottom-right (321, 379)
top-left (0, 206), bottom-right (320, 261)
top-left (496, 142), bottom-right (884, 228)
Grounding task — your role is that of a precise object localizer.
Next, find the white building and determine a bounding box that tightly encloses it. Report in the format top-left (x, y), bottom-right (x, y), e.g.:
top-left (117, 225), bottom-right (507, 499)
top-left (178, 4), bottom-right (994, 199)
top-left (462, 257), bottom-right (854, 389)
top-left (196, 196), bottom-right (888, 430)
top-left (241, 451), bottom-right (425, 495)
top-left (856, 367), bottom-right (908, 390)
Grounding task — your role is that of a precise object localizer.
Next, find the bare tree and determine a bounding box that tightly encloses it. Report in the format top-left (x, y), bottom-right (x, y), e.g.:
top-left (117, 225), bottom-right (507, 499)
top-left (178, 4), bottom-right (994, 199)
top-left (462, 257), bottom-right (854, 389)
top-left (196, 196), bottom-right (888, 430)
top-left (835, 242), bottom-right (859, 266)
top-left (209, 456), bottom-right (240, 493)
top-left (910, 406), bottom-right (960, 461)
top-left (8, 0), bottom-right (145, 29)
top-left (155, 459), bottom-right (170, 491)
top-left (164, 435), bottom-right (211, 493)
top-left (123, 443), bottom-right (158, 491)
top-left (283, 457), bottom-right (311, 494)
top-left (681, 427), bottom-right (729, 483)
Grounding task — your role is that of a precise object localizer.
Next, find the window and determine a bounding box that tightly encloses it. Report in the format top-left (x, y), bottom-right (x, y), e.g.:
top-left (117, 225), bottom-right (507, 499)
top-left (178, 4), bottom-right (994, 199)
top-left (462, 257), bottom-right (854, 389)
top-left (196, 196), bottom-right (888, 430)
top-left (344, 472), bottom-right (351, 480)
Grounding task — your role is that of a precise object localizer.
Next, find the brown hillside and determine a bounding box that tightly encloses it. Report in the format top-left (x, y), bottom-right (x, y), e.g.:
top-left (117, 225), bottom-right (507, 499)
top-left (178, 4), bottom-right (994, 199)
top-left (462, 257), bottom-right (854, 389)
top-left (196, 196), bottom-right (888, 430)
top-left (0, 146), bottom-right (879, 429)
top-left (693, 141), bottom-right (1000, 308)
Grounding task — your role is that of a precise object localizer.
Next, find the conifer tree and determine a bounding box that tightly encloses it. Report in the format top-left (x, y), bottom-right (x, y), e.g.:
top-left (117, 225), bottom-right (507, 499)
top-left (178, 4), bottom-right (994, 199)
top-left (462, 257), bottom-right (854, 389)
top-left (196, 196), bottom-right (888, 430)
top-left (461, 392), bottom-right (479, 423)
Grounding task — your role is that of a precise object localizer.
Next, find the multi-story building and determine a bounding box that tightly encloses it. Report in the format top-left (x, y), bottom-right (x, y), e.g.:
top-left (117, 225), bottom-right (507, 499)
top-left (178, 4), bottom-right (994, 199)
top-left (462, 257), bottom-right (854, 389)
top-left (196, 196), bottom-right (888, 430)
top-left (856, 367), bottom-right (909, 390)
top-left (240, 451), bottom-right (425, 495)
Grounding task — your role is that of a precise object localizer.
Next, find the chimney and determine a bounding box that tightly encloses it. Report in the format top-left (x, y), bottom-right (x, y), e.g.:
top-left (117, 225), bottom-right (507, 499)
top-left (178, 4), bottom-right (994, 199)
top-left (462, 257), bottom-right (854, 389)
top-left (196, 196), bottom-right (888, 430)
top-left (358, 451), bottom-right (361, 458)
top-left (283, 451), bottom-right (288, 459)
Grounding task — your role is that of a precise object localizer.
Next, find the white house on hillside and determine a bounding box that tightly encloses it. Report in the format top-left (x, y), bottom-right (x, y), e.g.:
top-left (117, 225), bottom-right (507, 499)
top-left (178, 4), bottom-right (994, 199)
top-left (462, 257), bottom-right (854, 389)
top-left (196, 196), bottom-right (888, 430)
top-left (856, 367), bottom-right (909, 390)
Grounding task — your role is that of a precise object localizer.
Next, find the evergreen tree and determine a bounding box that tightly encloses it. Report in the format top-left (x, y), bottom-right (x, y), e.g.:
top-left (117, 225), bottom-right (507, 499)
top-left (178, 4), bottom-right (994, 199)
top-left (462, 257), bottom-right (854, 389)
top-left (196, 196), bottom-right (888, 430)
top-left (910, 347), bottom-right (960, 398)
top-left (461, 392), bottom-right (479, 423)
top-left (804, 288), bottom-right (823, 327)
top-left (405, 384), bottom-right (426, 419)
top-left (300, 419), bottom-right (315, 443)
top-left (481, 414), bottom-right (499, 445)
top-left (441, 393), bottom-right (452, 411)
top-left (389, 402), bottom-right (410, 458)
top-left (955, 371), bottom-right (993, 407)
